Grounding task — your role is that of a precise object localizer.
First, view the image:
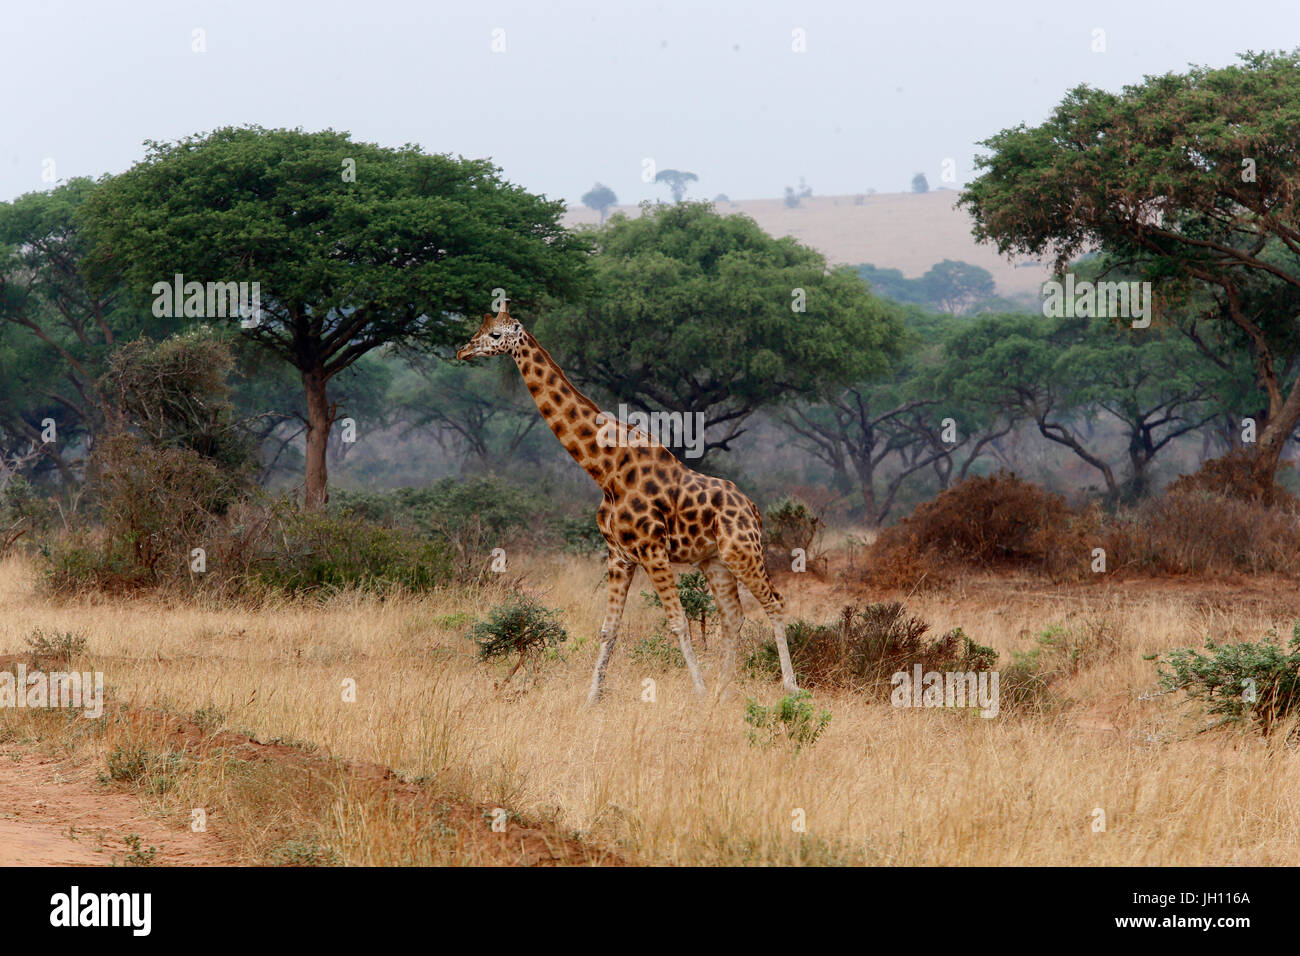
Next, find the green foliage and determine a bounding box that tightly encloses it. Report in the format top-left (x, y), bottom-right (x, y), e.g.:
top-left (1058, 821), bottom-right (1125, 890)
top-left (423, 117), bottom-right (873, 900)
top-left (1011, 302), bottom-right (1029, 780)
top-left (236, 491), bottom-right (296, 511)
top-left (554, 513), bottom-right (606, 554)
top-left (0, 178), bottom-right (175, 481)
top-left (654, 169), bottom-right (698, 203)
top-left (81, 125), bottom-right (591, 502)
top-left (25, 628), bottom-right (87, 668)
top-left (854, 260), bottom-right (998, 315)
top-left (628, 627), bottom-right (686, 670)
top-left (333, 478), bottom-right (541, 539)
top-left (744, 691), bottom-right (831, 751)
top-left (122, 833), bottom-right (158, 867)
top-left (911, 172), bottom-right (929, 193)
top-left (1157, 623), bottom-right (1300, 736)
top-left (765, 496), bottom-right (823, 554)
top-left (642, 570), bottom-right (716, 638)
top-left (960, 52), bottom-right (1300, 489)
top-left (42, 332), bottom-right (259, 593)
top-left (537, 202), bottom-right (903, 458)
top-left (250, 504), bottom-right (455, 595)
top-left (467, 598), bottom-right (568, 663)
top-left (1, 475), bottom-right (55, 556)
top-left (105, 744), bottom-right (149, 783)
top-left (1000, 620), bottom-right (1120, 712)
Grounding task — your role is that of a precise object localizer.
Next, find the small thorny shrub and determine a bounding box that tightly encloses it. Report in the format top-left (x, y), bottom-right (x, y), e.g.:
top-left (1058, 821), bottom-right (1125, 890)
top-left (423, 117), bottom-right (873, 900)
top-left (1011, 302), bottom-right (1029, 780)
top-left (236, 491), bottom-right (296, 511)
top-left (643, 570), bottom-right (717, 645)
top-left (467, 597), bottom-right (568, 685)
top-left (744, 691), bottom-right (832, 752)
top-left (1156, 622), bottom-right (1300, 736)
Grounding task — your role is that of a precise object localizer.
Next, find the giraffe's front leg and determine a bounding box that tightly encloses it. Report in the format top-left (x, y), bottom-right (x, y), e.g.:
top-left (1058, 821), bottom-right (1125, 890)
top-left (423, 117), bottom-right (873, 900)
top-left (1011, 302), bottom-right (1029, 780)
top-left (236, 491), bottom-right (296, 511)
top-left (586, 554), bottom-right (636, 706)
top-left (645, 549), bottom-right (707, 696)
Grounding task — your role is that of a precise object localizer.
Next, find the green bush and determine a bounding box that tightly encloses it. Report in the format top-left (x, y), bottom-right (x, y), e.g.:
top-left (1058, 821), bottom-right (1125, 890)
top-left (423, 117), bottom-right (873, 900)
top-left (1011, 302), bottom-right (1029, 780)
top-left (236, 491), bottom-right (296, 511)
top-left (765, 496), bottom-right (824, 552)
top-left (1157, 623), bottom-right (1300, 736)
top-left (467, 597), bottom-right (568, 683)
top-left (744, 691), bottom-right (832, 751)
top-left (333, 477), bottom-right (545, 542)
top-left (629, 627), bottom-right (686, 670)
top-left (554, 514), bottom-right (606, 554)
top-left (250, 505), bottom-right (456, 595)
top-left (1000, 620), bottom-right (1120, 712)
top-left (643, 571), bottom-right (716, 644)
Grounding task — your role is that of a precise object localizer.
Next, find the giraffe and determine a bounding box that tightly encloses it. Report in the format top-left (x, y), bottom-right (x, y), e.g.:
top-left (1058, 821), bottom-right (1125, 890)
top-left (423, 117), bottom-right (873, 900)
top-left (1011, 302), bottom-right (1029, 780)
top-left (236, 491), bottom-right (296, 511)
top-left (456, 302), bottom-right (799, 703)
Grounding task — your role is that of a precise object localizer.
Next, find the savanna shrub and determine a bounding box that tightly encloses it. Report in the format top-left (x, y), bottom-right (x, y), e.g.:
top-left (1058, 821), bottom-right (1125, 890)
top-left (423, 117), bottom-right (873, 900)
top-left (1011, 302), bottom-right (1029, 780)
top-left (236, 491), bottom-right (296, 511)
top-left (744, 690), bottom-right (832, 752)
top-left (764, 496), bottom-right (824, 574)
top-left (1104, 491), bottom-right (1300, 576)
top-left (466, 597), bottom-right (568, 667)
top-left (554, 513), bottom-right (606, 554)
top-left (1157, 623), bottom-right (1300, 736)
top-left (999, 619), bottom-right (1121, 712)
top-left (865, 472), bottom-right (1094, 588)
top-left (642, 570), bottom-right (717, 643)
top-left (247, 503), bottom-right (456, 595)
top-left (1164, 449), bottom-right (1296, 507)
top-left (746, 602), bottom-right (996, 694)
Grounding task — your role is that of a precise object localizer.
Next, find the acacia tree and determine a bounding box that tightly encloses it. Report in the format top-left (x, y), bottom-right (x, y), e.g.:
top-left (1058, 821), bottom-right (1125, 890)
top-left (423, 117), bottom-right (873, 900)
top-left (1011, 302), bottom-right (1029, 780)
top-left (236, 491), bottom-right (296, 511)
top-left (654, 169), bottom-right (698, 203)
top-left (82, 126), bottom-right (589, 506)
top-left (0, 178), bottom-right (168, 483)
top-left (960, 51), bottom-right (1300, 499)
top-left (537, 202), bottom-right (903, 459)
top-left (581, 183), bottom-right (618, 224)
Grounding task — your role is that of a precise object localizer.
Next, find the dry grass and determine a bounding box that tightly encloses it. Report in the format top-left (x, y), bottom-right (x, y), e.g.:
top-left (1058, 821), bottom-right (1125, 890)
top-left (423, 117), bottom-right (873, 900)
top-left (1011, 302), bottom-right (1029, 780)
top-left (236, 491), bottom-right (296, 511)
top-left (2, 552), bottom-right (1299, 865)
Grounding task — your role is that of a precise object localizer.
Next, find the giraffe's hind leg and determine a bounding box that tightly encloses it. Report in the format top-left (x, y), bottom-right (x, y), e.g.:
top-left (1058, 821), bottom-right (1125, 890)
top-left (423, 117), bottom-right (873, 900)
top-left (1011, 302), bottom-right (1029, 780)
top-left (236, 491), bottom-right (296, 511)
top-left (644, 549), bottom-right (707, 696)
top-left (700, 556), bottom-right (743, 697)
top-left (586, 554), bottom-right (636, 706)
top-left (718, 537), bottom-right (799, 694)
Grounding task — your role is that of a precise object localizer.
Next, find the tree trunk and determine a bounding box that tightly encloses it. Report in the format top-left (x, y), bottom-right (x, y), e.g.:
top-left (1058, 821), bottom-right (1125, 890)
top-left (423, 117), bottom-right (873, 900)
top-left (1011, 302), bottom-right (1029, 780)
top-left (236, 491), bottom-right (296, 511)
top-left (302, 365), bottom-right (332, 509)
top-left (1251, 386), bottom-right (1300, 504)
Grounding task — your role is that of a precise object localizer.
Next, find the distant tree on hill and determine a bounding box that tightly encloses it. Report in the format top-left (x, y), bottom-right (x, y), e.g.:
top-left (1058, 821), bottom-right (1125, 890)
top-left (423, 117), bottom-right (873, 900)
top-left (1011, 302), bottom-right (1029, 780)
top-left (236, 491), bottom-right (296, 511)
top-left (855, 260), bottom-right (998, 315)
top-left (654, 169), bottom-right (697, 203)
top-left (920, 260), bottom-right (996, 314)
top-left (581, 183), bottom-right (618, 223)
top-left (911, 172), bottom-right (929, 193)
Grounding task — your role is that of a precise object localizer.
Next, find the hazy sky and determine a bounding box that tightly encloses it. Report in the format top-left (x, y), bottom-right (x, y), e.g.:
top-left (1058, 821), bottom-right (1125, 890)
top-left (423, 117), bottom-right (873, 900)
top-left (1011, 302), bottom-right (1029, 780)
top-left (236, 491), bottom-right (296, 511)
top-left (4, 0), bottom-right (1297, 206)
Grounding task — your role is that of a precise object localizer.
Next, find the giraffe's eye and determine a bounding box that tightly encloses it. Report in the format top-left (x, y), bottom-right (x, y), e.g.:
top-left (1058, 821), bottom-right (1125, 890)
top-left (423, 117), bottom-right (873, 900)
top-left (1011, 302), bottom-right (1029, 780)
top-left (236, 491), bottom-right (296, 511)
top-left (490, 331), bottom-right (502, 339)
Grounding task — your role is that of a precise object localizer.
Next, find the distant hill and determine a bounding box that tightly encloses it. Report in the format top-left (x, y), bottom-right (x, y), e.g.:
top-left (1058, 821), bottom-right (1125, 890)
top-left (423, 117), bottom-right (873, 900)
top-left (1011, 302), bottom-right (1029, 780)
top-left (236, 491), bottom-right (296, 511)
top-left (563, 190), bottom-right (1054, 299)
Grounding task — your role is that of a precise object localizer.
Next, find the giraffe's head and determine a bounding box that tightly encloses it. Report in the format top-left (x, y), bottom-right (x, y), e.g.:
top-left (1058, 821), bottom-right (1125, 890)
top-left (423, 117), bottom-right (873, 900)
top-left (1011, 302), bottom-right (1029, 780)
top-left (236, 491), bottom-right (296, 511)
top-left (456, 301), bottom-right (525, 360)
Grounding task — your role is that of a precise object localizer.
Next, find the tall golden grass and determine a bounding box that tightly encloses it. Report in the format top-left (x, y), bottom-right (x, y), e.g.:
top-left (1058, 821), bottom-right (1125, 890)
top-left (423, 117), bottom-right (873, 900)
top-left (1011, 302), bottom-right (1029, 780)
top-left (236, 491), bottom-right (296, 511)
top-left (2, 551), bottom-right (1298, 865)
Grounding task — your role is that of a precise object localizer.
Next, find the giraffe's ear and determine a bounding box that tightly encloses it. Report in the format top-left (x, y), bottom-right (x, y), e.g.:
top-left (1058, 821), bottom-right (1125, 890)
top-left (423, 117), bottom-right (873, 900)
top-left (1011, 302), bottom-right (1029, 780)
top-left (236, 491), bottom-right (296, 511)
top-left (482, 314), bottom-right (494, 322)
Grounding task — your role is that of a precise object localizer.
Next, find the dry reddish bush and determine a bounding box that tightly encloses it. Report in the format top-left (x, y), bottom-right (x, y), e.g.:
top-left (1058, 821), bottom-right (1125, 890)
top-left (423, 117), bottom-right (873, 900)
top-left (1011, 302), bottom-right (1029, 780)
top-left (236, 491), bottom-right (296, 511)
top-left (864, 472), bottom-right (1085, 588)
top-left (746, 601), bottom-right (997, 694)
top-left (1165, 449), bottom-right (1297, 507)
top-left (1106, 492), bottom-right (1300, 576)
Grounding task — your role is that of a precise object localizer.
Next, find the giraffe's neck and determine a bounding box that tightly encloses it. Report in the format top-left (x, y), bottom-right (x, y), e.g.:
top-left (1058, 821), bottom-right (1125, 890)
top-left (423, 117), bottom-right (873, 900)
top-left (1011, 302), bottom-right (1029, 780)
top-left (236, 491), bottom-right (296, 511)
top-left (512, 332), bottom-right (617, 486)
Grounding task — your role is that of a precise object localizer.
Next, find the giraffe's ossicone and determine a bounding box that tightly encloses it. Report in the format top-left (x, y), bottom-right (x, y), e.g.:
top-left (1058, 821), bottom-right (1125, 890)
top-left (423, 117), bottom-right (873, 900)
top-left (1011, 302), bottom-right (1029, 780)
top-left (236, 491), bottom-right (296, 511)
top-left (457, 302), bottom-right (800, 702)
